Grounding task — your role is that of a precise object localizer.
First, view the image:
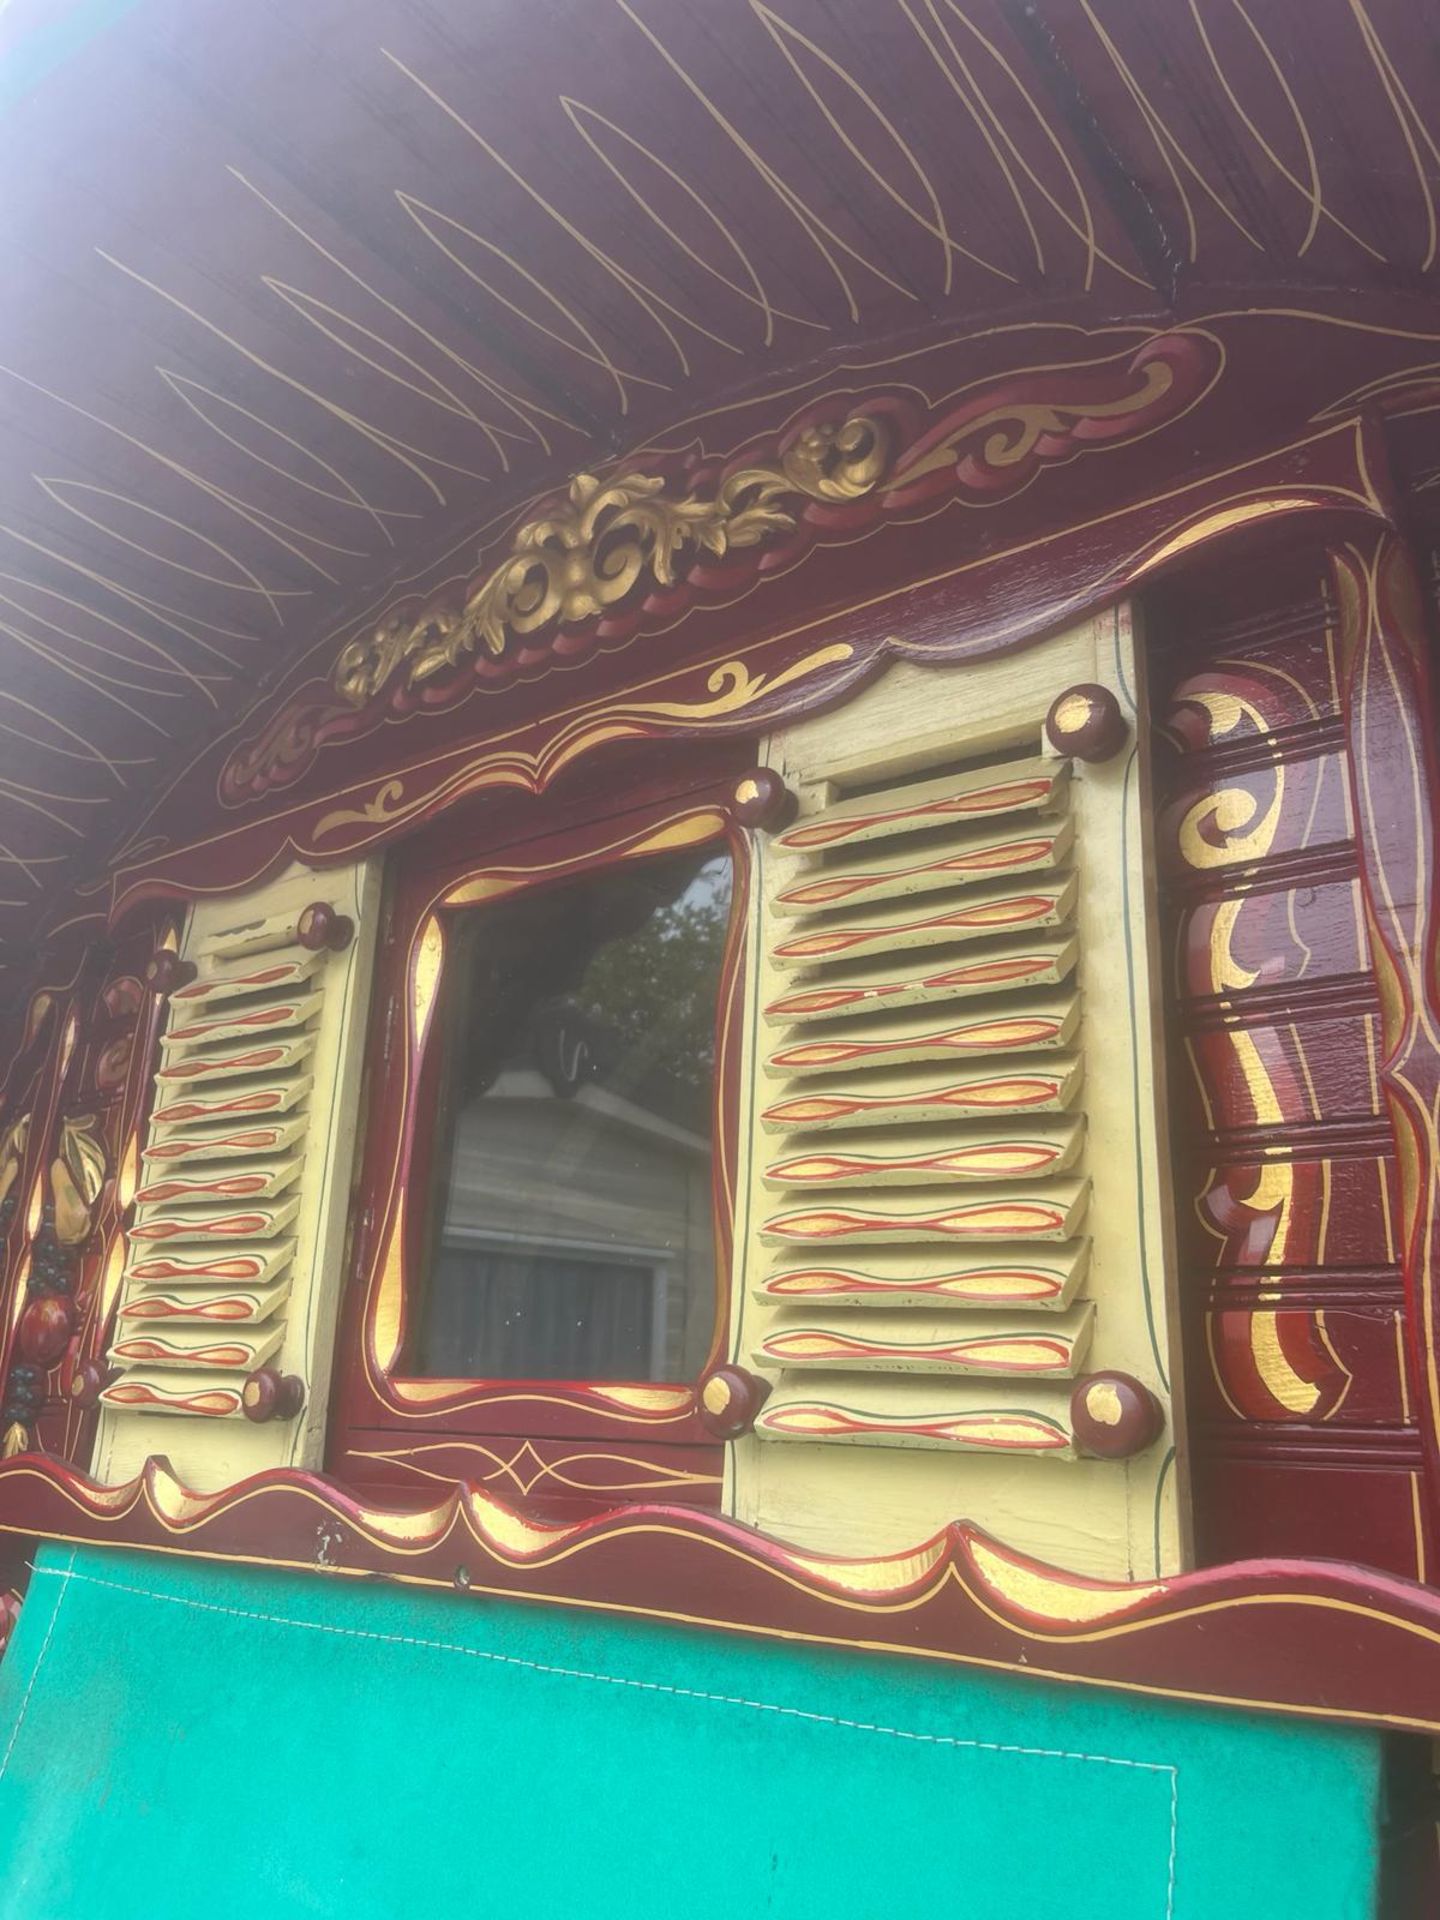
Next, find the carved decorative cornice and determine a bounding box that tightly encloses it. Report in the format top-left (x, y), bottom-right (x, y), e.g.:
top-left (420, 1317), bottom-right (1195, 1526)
top-left (334, 413), bottom-right (889, 704)
top-left (220, 330), bottom-right (1221, 802)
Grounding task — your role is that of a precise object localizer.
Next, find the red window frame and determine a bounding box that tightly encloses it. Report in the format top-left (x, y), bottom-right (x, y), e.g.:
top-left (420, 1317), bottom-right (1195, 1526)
top-left (329, 759), bottom-right (752, 1510)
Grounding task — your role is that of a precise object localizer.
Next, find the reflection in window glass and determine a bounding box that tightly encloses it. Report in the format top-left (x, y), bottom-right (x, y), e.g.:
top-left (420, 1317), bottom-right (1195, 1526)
top-left (415, 848), bottom-right (732, 1383)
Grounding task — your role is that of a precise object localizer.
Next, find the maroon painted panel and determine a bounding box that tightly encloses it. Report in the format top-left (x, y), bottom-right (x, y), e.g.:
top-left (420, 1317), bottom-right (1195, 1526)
top-left (1150, 537), bottom-right (1434, 1580)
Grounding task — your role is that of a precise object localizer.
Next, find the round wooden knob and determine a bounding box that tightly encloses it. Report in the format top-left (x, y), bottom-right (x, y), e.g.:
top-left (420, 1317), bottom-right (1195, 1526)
top-left (296, 902), bottom-right (353, 952)
top-left (1044, 684), bottom-right (1128, 763)
top-left (1070, 1372), bottom-right (1164, 1458)
top-left (698, 1364), bottom-right (770, 1439)
top-left (730, 769), bottom-right (797, 832)
top-left (241, 1367), bottom-right (305, 1423)
top-left (144, 950), bottom-right (196, 995)
top-left (18, 1295), bottom-right (74, 1367)
top-left (67, 1358), bottom-right (109, 1409)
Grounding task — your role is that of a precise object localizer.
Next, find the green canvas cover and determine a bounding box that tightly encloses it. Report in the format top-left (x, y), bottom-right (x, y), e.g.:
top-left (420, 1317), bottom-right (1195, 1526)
top-left (0, 1542), bottom-right (1382, 1918)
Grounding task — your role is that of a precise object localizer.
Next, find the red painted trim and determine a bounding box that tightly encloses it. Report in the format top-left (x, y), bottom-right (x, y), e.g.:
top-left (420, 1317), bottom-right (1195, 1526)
top-left (0, 1449), bottom-right (1438, 1735)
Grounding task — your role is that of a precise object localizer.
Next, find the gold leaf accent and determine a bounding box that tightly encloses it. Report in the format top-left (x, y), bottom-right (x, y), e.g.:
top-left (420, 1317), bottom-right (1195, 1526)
top-left (53, 1112), bottom-right (108, 1247)
top-left (1083, 1381), bottom-right (1125, 1427)
top-left (965, 1534), bottom-right (1165, 1625)
top-left (0, 1113), bottom-right (31, 1212)
top-left (315, 645), bottom-right (852, 843)
top-left (1, 1424), bottom-right (29, 1460)
top-left (333, 412), bottom-right (889, 701)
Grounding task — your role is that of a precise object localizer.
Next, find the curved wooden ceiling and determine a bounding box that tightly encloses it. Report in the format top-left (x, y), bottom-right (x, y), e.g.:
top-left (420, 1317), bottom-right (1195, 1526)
top-left (0, 0), bottom-right (1437, 961)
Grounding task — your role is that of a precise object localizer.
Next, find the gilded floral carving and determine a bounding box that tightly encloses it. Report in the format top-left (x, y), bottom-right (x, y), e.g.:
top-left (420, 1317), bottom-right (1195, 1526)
top-left (333, 411), bottom-right (889, 704)
top-left (221, 331), bottom-right (1221, 801)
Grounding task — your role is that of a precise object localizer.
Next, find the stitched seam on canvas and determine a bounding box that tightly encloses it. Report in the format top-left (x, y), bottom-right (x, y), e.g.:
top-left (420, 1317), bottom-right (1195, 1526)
top-left (30, 1564), bottom-right (1180, 1913)
top-left (0, 1546), bottom-right (75, 1781)
top-left (31, 1561), bottom-right (1171, 1763)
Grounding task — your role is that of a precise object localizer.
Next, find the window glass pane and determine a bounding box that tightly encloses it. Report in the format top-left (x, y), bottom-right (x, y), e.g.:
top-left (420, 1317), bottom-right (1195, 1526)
top-left (414, 846), bottom-right (732, 1382)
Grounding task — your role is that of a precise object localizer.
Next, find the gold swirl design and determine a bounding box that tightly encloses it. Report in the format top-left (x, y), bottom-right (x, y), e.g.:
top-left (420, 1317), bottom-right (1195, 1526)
top-left (1178, 773), bottom-right (1284, 870)
top-left (313, 644), bottom-right (853, 841)
top-left (333, 415), bottom-right (888, 701)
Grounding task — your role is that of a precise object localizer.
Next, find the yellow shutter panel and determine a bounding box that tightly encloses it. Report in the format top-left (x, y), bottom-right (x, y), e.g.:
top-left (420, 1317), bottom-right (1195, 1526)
top-left (91, 860), bottom-right (381, 1492)
top-left (731, 606), bottom-right (1187, 1580)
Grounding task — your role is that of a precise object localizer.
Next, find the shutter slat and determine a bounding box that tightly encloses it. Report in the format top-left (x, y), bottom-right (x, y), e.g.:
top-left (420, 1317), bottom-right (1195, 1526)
top-left (754, 1379), bottom-right (1076, 1455)
top-left (774, 757), bottom-right (1067, 853)
top-left (127, 1195), bottom-right (301, 1244)
top-left (772, 817), bottom-right (1073, 915)
top-left (109, 1322), bottom-right (285, 1371)
top-left (169, 954), bottom-right (324, 1006)
top-left (154, 1034), bottom-right (315, 1084)
top-left (762, 1119), bottom-right (1084, 1189)
top-left (747, 741), bottom-right (1096, 1456)
top-left (97, 1370), bottom-right (247, 1420)
top-left (132, 1157), bottom-right (303, 1207)
top-left (149, 1079), bottom-right (310, 1129)
top-left (761, 1179), bottom-right (1090, 1244)
top-left (763, 932), bottom-right (1078, 1023)
top-left (160, 991), bottom-right (323, 1057)
top-left (142, 1116), bottom-right (309, 1165)
top-left (126, 1248), bottom-right (293, 1288)
top-left (753, 1244), bottom-right (1089, 1310)
top-left (769, 874), bottom-right (1077, 969)
top-left (117, 1278), bottom-right (290, 1326)
top-left (761, 1057), bottom-right (1083, 1131)
top-left (765, 993), bottom-right (1079, 1074)
top-left (753, 1303), bottom-right (1093, 1376)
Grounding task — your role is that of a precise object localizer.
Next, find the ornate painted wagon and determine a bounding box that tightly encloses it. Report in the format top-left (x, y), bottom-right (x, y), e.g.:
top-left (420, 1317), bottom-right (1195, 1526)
top-left (0, 1), bottom-right (1439, 1913)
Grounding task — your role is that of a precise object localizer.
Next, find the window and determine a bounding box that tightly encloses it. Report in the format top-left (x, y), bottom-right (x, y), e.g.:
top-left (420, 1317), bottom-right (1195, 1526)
top-left (332, 783), bottom-right (748, 1490)
top-left (413, 849), bottom-right (733, 1385)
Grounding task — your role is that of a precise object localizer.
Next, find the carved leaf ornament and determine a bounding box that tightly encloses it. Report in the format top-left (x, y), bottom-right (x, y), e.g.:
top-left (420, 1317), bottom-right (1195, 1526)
top-left (52, 1113), bottom-right (108, 1248)
top-left (333, 414), bottom-right (889, 703)
top-left (223, 332), bottom-right (1219, 797)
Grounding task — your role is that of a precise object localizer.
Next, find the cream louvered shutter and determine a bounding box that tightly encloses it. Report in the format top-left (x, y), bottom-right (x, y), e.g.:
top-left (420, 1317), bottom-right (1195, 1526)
top-left (91, 860), bottom-right (381, 1492)
top-left (730, 606), bottom-right (1187, 1580)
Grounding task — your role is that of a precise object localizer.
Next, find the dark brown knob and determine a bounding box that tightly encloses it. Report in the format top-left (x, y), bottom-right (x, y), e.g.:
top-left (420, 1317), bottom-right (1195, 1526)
top-left (67, 1358), bottom-right (109, 1409)
top-left (1044, 684), bottom-right (1129, 763)
top-left (730, 769), bottom-right (797, 832)
top-left (1070, 1371), bottom-right (1164, 1458)
top-left (144, 950), bottom-right (197, 995)
top-left (18, 1295), bottom-right (74, 1367)
top-left (241, 1367), bottom-right (305, 1423)
top-left (698, 1364), bottom-right (771, 1439)
top-left (297, 901), bottom-right (354, 953)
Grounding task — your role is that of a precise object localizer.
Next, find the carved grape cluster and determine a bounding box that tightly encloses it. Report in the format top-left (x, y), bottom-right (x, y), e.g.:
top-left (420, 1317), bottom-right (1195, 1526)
top-left (27, 1222), bottom-right (77, 1299)
top-left (1, 1363), bottom-right (45, 1427)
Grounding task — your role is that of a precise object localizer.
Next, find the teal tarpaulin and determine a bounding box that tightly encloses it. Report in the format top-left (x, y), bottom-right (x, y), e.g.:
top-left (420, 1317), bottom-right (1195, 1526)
top-left (0, 1542), bottom-right (1381, 1918)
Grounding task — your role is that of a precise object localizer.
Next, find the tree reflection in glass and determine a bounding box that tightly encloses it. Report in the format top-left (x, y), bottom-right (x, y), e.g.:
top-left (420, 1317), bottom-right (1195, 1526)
top-left (416, 848), bottom-right (732, 1384)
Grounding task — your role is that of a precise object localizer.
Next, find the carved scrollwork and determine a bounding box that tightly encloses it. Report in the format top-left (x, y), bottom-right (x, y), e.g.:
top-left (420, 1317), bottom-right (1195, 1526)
top-left (222, 332), bottom-right (1222, 802)
top-left (333, 410), bottom-right (888, 704)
